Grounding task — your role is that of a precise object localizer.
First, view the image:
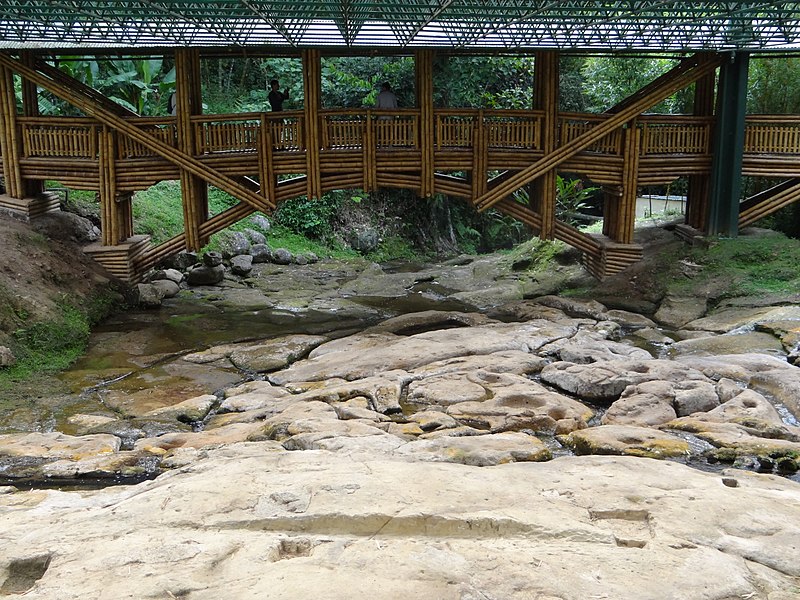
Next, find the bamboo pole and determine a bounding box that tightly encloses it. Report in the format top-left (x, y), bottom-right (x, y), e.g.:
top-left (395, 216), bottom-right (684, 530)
top-left (475, 53), bottom-right (722, 211)
top-left (415, 49), bottom-right (435, 197)
top-left (0, 64), bottom-right (23, 198)
top-left (532, 50), bottom-right (559, 240)
top-left (303, 49), bottom-right (322, 199)
top-left (686, 55), bottom-right (716, 230)
top-left (0, 53), bottom-right (275, 217)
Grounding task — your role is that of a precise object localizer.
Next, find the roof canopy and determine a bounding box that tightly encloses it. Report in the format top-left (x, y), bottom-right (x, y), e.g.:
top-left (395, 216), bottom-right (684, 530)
top-left (1, 1), bottom-right (799, 52)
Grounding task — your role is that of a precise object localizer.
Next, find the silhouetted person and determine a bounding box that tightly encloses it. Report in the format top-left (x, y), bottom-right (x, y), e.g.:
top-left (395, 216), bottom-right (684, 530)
top-left (268, 79), bottom-right (289, 111)
top-left (375, 82), bottom-right (398, 110)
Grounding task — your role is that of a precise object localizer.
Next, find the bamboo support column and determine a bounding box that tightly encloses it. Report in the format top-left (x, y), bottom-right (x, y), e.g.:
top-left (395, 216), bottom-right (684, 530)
top-left (617, 122), bottom-right (641, 244)
top-left (363, 111), bottom-right (376, 192)
top-left (415, 49), bottom-right (435, 197)
top-left (175, 48), bottom-right (208, 251)
top-left (471, 111), bottom-right (487, 201)
top-left (686, 55), bottom-right (716, 231)
top-left (21, 52), bottom-right (43, 197)
top-left (0, 62), bottom-right (23, 198)
top-left (303, 49), bottom-right (322, 199)
top-left (532, 50), bottom-right (559, 240)
top-left (99, 125), bottom-right (119, 245)
top-left (258, 115), bottom-right (277, 203)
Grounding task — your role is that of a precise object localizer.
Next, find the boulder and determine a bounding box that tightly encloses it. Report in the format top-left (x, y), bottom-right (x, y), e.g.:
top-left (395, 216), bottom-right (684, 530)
top-left (186, 264), bottom-right (225, 286)
top-left (230, 254), bottom-right (253, 276)
top-left (250, 243), bottom-right (273, 263)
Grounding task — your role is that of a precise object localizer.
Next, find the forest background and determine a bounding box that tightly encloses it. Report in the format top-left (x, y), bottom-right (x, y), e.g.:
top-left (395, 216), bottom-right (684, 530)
top-left (38, 52), bottom-right (800, 260)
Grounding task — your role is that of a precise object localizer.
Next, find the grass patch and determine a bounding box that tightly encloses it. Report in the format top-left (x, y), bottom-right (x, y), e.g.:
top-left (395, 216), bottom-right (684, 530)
top-left (0, 300), bottom-right (91, 386)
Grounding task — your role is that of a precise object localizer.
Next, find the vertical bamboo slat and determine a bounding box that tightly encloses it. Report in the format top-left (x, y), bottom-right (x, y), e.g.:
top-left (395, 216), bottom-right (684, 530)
top-left (258, 114), bottom-right (276, 202)
top-left (686, 56), bottom-right (716, 231)
top-left (303, 49), bottom-right (322, 199)
top-left (617, 122), bottom-right (641, 245)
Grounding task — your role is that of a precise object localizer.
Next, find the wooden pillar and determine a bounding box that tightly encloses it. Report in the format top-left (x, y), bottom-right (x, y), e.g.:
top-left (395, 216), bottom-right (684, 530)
top-left (415, 49), bottom-right (435, 198)
top-left (20, 52), bottom-right (43, 197)
top-left (707, 51), bottom-right (748, 237)
top-left (303, 49), bottom-right (322, 199)
top-left (175, 48), bottom-right (208, 251)
top-left (471, 110), bottom-right (487, 200)
top-left (686, 55), bottom-right (717, 231)
top-left (0, 62), bottom-right (23, 198)
top-left (531, 51), bottom-right (559, 240)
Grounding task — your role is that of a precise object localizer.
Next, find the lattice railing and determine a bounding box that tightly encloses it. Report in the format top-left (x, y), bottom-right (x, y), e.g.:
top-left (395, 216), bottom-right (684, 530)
top-left (744, 117), bottom-right (800, 154)
top-left (639, 116), bottom-right (712, 154)
top-left (19, 118), bottom-right (98, 158)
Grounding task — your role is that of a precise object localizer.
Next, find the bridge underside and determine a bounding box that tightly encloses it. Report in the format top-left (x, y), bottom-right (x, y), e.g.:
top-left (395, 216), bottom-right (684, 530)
top-left (1, 48), bottom-right (799, 282)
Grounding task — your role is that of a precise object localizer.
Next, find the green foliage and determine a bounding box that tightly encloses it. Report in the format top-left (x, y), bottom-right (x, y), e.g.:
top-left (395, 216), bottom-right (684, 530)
top-left (556, 175), bottom-right (597, 223)
top-left (748, 57), bottom-right (800, 114)
top-left (274, 194), bottom-right (342, 241)
top-left (581, 56), bottom-right (691, 113)
top-left (434, 55), bottom-right (535, 108)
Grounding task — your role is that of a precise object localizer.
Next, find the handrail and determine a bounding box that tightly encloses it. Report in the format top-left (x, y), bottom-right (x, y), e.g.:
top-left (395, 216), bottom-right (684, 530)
top-left (16, 110), bottom-right (800, 160)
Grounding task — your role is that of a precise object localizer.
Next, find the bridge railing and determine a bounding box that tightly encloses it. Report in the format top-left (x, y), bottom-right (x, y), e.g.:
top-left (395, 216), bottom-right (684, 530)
top-left (639, 115), bottom-right (713, 155)
top-left (17, 112), bottom-right (800, 163)
top-left (744, 116), bottom-right (800, 154)
top-left (558, 113), bottom-right (623, 154)
top-left (19, 117), bottom-right (99, 158)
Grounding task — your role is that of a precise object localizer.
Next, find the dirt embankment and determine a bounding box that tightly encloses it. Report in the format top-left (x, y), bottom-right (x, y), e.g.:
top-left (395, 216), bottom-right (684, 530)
top-left (0, 213), bottom-right (117, 351)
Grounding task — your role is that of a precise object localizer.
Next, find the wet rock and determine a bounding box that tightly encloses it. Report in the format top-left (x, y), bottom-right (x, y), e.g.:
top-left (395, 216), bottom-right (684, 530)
top-left (532, 295), bottom-right (607, 319)
top-left (143, 394), bottom-right (217, 423)
top-left (39, 449), bottom-right (159, 480)
top-left (685, 305), bottom-right (800, 334)
top-left (64, 413), bottom-right (117, 435)
top-left (230, 254), bottom-right (253, 276)
top-left (272, 248), bottom-right (293, 265)
top-left (559, 424), bottom-right (690, 459)
top-left (670, 331), bottom-right (785, 358)
top-left (405, 410), bottom-right (459, 432)
top-left (0, 432), bottom-right (121, 478)
top-left (631, 327), bottom-right (674, 345)
top-left (149, 268), bottom-right (183, 284)
top-left (185, 264), bottom-right (225, 286)
top-left (602, 309), bottom-right (658, 329)
top-left (363, 310), bottom-right (496, 336)
top-left (395, 431), bottom-right (552, 465)
top-left (150, 279), bottom-right (180, 299)
top-left (250, 243), bottom-right (273, 263)
top-left (217, 231), bottom-right (251, 259)
top-left (664, 419), bottom-right (800, 458)
top-left (227, 334), bottom-right (328, 373)
top-left (134, 423), bottom-right (274, 453)
top-left (243, 228), bottom-right (266, 245)
top-left (134, 283), bottom-right (166, 308)
top-left (654, 295), bottom-right (708, 328)
top-left (349, 228), bottom-right (379, 253)
top-left (218, 382), bottom-right (292, 413)
top-left (202, 251), bottom-right (224, 267)
top-left (449, 282), bottom-right (523, 308)
top-left (159, 250), bottom-right (198, 271)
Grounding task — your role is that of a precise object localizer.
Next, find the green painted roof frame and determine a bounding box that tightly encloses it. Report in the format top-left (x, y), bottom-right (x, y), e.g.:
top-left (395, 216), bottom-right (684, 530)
top-left (1, 1), bottom-right (799, 52)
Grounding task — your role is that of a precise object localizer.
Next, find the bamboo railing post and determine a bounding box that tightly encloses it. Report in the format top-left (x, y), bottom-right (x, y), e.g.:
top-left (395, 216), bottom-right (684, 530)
top-left (302, 49), bottom-right (322, 199)
top-left (363, 111), bottom-right (375, 193)
top-left (415, 49), bottom-right (435, 197)
top-left (175, 48), bottom-right (208, 251)
top-left (686, 53), bottom-right (716, 231)
top-left (616, 121), bottom-right (641, 244)
top-left (99, 125), bottom-right (120, 245)
top-left (258, 114), bottom-right (277, 203)
top-left (0, 62), bottom-right (23, 198)
top-left (531, 50), bottom-right (559, 240)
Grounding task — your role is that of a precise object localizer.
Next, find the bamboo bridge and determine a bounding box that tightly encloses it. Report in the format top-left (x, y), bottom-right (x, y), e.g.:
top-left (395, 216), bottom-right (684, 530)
top-left (1, 3), bottom-right (800, 282)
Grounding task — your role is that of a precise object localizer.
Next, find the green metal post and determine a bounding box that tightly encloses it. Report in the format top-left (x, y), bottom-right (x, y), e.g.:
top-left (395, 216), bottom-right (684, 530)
top-left (707, 51), bottom-right (749, 237)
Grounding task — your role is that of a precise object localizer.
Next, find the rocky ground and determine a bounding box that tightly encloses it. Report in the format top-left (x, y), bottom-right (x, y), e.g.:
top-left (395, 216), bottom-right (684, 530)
top-left (1, 212), bottom-right (800, 598)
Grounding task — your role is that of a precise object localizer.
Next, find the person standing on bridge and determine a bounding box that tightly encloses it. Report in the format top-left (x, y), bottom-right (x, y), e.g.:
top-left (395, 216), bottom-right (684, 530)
top-left (375, 82), bottom-right (398, 110)
top-left (268, 79), bottom-right (290, 112)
